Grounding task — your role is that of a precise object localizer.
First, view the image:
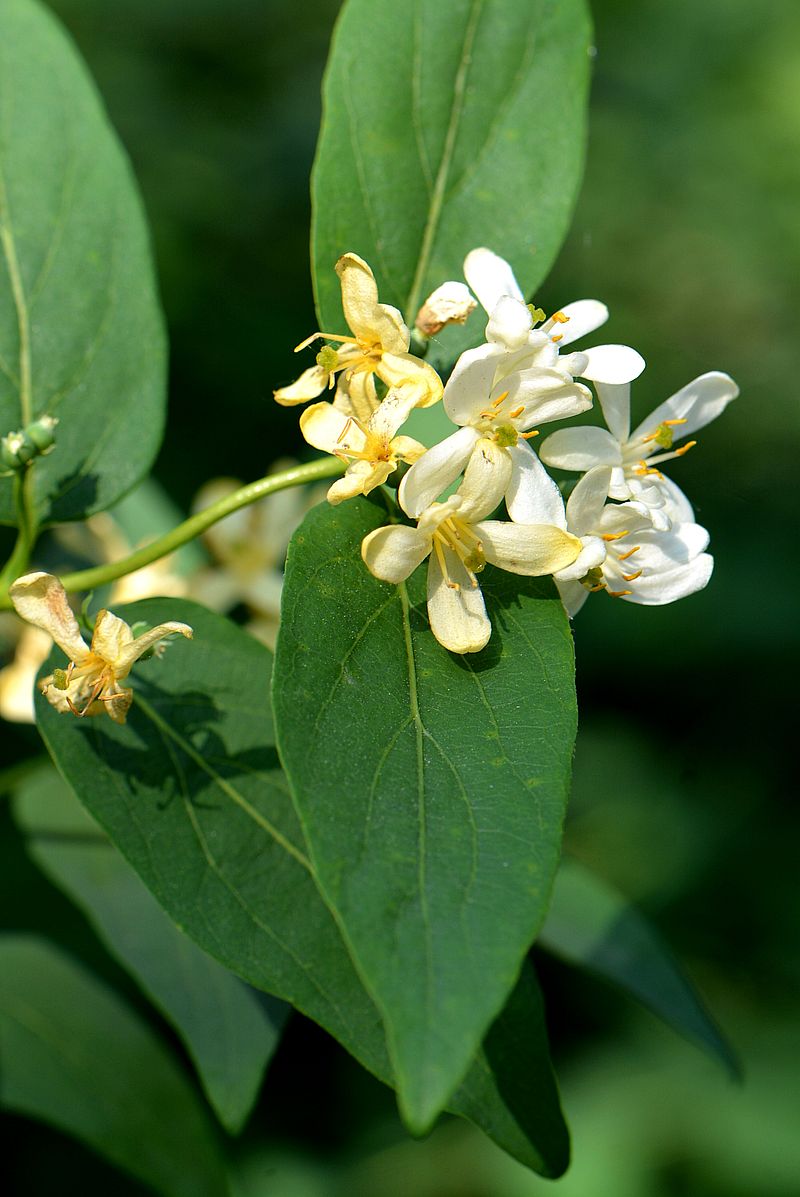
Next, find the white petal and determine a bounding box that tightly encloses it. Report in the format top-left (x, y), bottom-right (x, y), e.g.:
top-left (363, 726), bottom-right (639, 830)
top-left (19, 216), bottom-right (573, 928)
top-left (595, 380), bottom-right (631, 442)
top-left (463, 247), bottom-right (523, 312)
top-left (565, 466), bottom-right (615, 536)
top-left (443, 343), bottom-right (505, 425)
top-left (557, 579), bottom-right (590, 618)
top-left (539, 426), bottom-right (622, 472)
top-left (476, 520), bottom-right (582, 576)
top-left (456, 438), bottom-right (512, 522)
top-left (554, 536), bottom-right (606, 581)
top-left (505, 442), bottom-right (567, 527)
top-left (628, 523), bottom-right (710, 572)
top-left (622, 555), bottom-right (713, 605)
top-left (656, 474), bottom-right (695, 523)
top-left (551, 299), bottom-right (609, 346)
top-left (503, 369), bottom-right (593, 429)
top-left (629, 371), bottom-right (739, 448)
top-left (580, 344), bottom-right (646, 385)
top-left (300, 402), bottom-right (367, 454)
top-left (486, 296), bottom-right (533, 349)
top-left (398, 426), bottom-right (479, 516)
top-left (274, 364), bottom-right (330, 406)
top-left (426, 547), bottom-right (491, 654)
top-left (361, 524), bottom-right (432, 583)
top-left (9, 572), bottom-right (89, 662)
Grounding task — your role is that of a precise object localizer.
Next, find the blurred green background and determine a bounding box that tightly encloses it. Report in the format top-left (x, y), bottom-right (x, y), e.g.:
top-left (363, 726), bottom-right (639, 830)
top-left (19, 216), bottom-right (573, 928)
top-left (2, 0), bottom-right (798, 1193)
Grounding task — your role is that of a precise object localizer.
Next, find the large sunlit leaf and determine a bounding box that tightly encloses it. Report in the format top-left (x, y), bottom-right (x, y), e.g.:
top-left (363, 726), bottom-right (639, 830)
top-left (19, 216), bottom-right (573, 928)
top-left (273, 497), bottom-right (577, 1131)
top-left (35, 598), bottom-right (569, 1176)
top-left (539, 855), bottom-right (739, 1077)
top-left (13, 766), bottom-right (288, 1134)
top-left (0, 0), bottom-right (166, 526)
top-left (0, 935), bottom-right (229, 1197)
top-left (311, 0), bottom-right (592, 370)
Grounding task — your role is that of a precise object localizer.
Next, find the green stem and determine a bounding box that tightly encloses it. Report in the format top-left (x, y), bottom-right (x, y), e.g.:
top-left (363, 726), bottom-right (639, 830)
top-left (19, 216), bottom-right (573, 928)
top-left (0, 469), bottom-right (37, 594)
top-left (0, 456), bottom-right (344, 609)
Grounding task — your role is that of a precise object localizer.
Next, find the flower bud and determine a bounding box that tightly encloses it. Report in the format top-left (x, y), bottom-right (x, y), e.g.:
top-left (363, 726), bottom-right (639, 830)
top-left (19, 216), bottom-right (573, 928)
top-left (26, 414), bottom-right (59, 454)
top-left (1, 415), bottom-right (59, 471)
top-left (415, 282), bottom-right (477, 337)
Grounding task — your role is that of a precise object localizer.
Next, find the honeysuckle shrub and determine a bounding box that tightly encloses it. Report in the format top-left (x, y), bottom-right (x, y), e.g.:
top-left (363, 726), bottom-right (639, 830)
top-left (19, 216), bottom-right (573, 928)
top-left (0, 0), bottom-right (740, 1190)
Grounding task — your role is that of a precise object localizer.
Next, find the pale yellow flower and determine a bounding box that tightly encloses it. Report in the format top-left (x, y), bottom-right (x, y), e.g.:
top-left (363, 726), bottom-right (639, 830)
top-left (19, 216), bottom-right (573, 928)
top-left (9, 572), bottom-right (192, 724)
top-left (274, 253), bottom-right (442, 423)
top-left (0, 619), bottom-right (52, 723)
top-left (300, 389), bottom-right (426, 504)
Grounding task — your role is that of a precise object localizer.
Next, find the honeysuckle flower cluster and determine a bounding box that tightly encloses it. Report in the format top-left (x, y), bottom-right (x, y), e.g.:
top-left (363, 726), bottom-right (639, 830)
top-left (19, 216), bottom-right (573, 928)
top-left (277, 248), bottom-right (737, 654)
top-left (9, 573), bottom-right (192, 724)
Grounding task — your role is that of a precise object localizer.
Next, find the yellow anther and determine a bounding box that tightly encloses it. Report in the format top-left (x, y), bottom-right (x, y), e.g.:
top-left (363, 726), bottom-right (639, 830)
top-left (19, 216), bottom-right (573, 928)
top-left (551, 334), bottom-right (563, 343)
top-left (622, 570), bottom-right (643, 582)
top-left (492, 389), bottom-right (510, 408)
top-left (617, 545), bottom-right (640, 561)
top-left (602, 530), bottom-right (629, 542)
top-left (675, 440), bottom-right (697, 456)
top-left (508, 404), bottom-right (525, 419)
top-left (550, 311), bottom-right (570, 324)
top-left (635, 460), bottom-right (664, 479)
top-left (520, 429), bottom-right (540, 439)
top-left (479, 410), bottom-right (498, 420)
top-left (607, 588), bottom-right (633, 598)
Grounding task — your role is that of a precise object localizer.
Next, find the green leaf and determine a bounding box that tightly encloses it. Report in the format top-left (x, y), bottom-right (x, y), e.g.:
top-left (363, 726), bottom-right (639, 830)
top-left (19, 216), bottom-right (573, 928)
top-left (273, 498), bottom-right (577, 1131)
top-left (35, 597), bottom-right (568, 1176)
top-left (539, 855), bottom-right (740, 1077)
top-left (311, 0), bottom-right (592, 369)
top-left (13, 766), bottom-right (288, 1134)
top-left (0, 0), bottom-right (166, 526)
top-left (0, 935), bottom-right (229, 1197)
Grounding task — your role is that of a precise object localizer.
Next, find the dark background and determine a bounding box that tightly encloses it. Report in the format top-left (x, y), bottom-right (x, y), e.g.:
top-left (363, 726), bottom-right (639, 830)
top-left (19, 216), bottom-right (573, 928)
top-left (2, 1), bottom-right (798, 1193)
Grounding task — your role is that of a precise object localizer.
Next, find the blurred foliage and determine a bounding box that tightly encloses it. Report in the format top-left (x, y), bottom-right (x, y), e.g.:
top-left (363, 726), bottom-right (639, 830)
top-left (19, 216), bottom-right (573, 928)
top-left (2, 0), bottom-right (798, 1192)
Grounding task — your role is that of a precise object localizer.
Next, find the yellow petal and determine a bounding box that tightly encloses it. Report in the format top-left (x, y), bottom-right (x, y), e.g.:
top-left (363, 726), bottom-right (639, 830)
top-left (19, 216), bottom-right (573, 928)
top-left (300, 402), bottom-right (367, 455)
top-left (327, 460), bottom-right (392, 505)
top-left (9, 572), bottom-right (89, 663)
top-left (91, 608), bottom-right (134, 666)
top-left (361, 524), bottom-right (432, 583)
top-left (274, 364), bottom-right (330, 406)
top-left (426, 548), bottom-right (491, 654)
top-left (335, 253), bottom-right (409, 352)
top-left (115, 621), bottom-right (193, 676)
top-left (378, 352), bottom-right (443, 408)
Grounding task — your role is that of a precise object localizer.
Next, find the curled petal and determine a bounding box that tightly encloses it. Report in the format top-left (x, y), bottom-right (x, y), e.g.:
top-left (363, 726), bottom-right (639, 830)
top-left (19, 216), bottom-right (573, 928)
top-left (327, 459), bottom-right (392, 505)
top-left (300, 403), bottom-right (367, 455)
top-left (361, 524), bottom-right (432, 584)
top-left (9, 572), bottom-right (89, 663)
top-left (621, 555), bottom-right (714, 606)
top-left (399, 427), bottom-right (480, 517)
top-left (580, 344), bottom-right (646, 385)
top-left (595, 381), bottom-right (631, 443)
top-left (486, 296), bottom-right (533, 349)
top-left (378, 352), bottom-right (443, 408)
top-left (630, 371), bottom-right (739, 451)
top-left (551, 299), bottom-right (609, 346)
top-left (368, 390), bottom-right (419, 441)
top-left (539, 426), bottom-right (622, 472)
top-left (476, 521), bottom-right (583, 576)
top-left (274, 364), bottom-right (330, 406)
top-left (565, 467), bottom-right (615, 537)
top-left (463, 247), bottom-right (524, 312)
top-left (335, 253), bottom-right (409, 352)
top-left (554, 536), bottom-right (606, 582)
top-left (115, 621), bottom-right (193, 675)
top-left (426, 546), bottom-right (491, 654)
top-left (91, 609), bottom-right (134, 667)
top-left (390, 435), bottom-right (427, 464)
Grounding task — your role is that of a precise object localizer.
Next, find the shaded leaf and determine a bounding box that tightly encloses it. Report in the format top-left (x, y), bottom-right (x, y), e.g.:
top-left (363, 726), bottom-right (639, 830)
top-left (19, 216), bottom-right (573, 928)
top-left (273, 497), bottom-right (577, 1130)
top-left (539, 855), bottom-right (739, 1077)
top-left (13, 765), bottom-right (288, 1134)
top-left (311, 0), bottom-right (592, 370)
top-left (0, 935), bottom-right (229, 1197)
top-left (0, 0), bottom-right (165, 526)
top-left (36, 597), bottom-right (568, 1176)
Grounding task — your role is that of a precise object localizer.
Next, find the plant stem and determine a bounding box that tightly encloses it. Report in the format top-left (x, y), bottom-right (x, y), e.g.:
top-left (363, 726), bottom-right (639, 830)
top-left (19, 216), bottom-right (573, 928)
top-left (0, 456), bottom-right (344, 609)
top-left (0, 469), bottom-right (38, 594)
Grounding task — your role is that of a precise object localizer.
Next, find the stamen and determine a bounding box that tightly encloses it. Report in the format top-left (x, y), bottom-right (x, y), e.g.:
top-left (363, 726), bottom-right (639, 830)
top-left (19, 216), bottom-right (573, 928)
top-left (434, 537), bottom-right (460, 590)
top-left (622, 570), bottom-right (643, 582)
top-left (293, 331), bottom-right (357, 353)
top-left (479, 410), bottom-right (498, 420)
top-left (617, 545), bottom-right (640, 561)
top-left (634, 460), bottom-right (664, 479)
top-left (551, 334), bottom-right (563, 343)
top-left (607, 588), bottom-right (633, 598)
top-left (674, 440), bottom-right (697, 456)
top-left (508, 404), bottom-right (525, 419)
top-left (336, 417), bottom-right (355, 445)
top-left (602, 530), bottom-right (629, 542)
top-left (491, 389), bottom-right (510, 409)
top-left (520, 429), bottom-right (539, 439)
top-left (550, 311), bottom-right (570, 324)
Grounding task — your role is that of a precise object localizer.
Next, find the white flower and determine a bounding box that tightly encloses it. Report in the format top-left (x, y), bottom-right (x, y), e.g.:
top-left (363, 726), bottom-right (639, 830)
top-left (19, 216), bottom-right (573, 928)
top-left (9, 572), bottom-right (192, 724)
top-left (507, 458), bottom-right (714, 617)
top-left (361, 444), bottom-right (582, 653)
top-left (539, 370), bottom-right (739, 526)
